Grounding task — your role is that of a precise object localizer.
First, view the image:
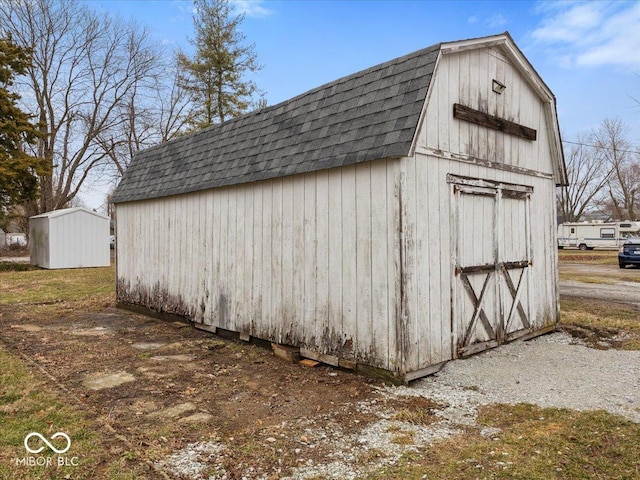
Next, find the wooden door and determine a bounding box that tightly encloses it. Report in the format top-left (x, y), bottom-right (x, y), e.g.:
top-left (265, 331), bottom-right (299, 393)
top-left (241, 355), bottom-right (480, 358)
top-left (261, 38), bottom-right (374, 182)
top-left (450, 175), bottom-right (532, 357)
top-left (500, 191), bottom-right (532, 341)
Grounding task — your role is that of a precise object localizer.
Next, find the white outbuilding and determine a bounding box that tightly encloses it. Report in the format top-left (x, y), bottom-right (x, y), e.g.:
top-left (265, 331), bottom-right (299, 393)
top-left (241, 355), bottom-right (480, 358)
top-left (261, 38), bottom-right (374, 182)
top-left (30, 207), bottom-right (110, 269)
top-left (112, 33), bottom-right (567, 382)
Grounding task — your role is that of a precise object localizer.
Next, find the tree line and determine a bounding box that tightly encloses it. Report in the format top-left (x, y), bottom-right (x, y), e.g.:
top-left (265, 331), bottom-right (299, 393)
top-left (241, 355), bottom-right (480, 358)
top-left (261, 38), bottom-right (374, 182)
top-left (558, 118), bottom-right (640, 223)
top-left (2, 0), bottom-right (638, 229)
top-left (0, 0), bottom-right (262, 228)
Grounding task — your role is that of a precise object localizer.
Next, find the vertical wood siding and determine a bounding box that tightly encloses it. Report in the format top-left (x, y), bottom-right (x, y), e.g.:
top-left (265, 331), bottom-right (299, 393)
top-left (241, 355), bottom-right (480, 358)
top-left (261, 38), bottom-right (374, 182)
top-left (116, 159), bottom-right (402, 372)
top-left (422, 47), bottom-right (555, 175)
top-left (399, 47), bottom-right (560, 372)
top-left (400, 156), bottom-right (558, 372)
top-left (116, 44), bottom-right (561, 378)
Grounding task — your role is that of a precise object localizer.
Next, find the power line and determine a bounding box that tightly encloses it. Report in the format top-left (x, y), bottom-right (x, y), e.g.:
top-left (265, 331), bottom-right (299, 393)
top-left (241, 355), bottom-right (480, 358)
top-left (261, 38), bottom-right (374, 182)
top-left (562, 139), bottom-right (639, 155)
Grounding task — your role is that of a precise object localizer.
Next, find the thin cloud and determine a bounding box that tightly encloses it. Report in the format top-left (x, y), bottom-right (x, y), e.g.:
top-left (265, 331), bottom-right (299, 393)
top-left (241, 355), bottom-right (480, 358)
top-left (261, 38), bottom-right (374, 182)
top-left (531, 1), bottom-right (640, 69)
top-left (484, 13), bottom-right (507, 28)
top-left (231, 0), bottom-right (272, 18)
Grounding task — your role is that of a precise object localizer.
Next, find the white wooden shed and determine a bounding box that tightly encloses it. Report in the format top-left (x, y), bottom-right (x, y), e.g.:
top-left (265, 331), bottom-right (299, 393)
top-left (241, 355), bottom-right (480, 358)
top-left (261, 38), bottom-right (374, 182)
top-left (30, 207), bottom-right (110, 269)
top-left (112, 33), bottom-right (567, 382)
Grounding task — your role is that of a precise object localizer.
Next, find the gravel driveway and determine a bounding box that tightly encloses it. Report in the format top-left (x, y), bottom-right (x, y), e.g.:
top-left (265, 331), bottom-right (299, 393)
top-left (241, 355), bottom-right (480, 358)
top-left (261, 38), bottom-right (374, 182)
top-left (560, 279), bottom-right (640, 308)
top-left (409, 332), bottom-right (640, 423)
top-left (273, 270), bottom-right (640, 479)
top-left (277, 331), bottom-right (640, 480)
top-left (559, 262), bottom-right (640, 308)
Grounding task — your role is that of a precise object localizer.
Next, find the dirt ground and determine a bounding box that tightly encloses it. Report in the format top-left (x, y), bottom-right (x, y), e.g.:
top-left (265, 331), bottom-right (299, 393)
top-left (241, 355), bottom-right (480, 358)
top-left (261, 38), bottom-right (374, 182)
top-left (0, 303), bottom-right (401, 478)
top-left (1, 259), bottom-right (639, 478)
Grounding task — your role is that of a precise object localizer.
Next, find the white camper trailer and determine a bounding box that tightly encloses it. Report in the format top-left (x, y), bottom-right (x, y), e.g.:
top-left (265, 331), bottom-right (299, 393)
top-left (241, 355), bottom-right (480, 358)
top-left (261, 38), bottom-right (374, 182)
top-left (557, 221), bottom-right (640, 250)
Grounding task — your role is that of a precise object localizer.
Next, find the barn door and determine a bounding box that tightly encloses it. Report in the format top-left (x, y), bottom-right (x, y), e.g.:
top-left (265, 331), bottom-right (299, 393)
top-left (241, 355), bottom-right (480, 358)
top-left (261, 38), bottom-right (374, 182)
top-left (500, 190), bottom-right (532, 341)
top-left (449, 175), bottom-right (533, 358)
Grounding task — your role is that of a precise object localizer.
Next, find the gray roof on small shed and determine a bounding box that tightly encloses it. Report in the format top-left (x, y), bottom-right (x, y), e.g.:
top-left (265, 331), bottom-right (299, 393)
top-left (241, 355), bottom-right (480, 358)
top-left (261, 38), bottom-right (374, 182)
top-left (112, 43), bottom-right (441, 204)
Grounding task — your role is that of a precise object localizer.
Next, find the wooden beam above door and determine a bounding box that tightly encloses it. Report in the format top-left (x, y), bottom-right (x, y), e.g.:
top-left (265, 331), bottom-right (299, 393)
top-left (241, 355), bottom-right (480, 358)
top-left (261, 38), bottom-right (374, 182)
top-left (453, 103), bottom-right (537, 141)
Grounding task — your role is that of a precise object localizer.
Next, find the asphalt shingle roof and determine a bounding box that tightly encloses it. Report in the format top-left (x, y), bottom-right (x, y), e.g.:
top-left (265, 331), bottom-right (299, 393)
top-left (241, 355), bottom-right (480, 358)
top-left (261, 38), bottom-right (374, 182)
top-left (111, 43), bottom-right (441, 203)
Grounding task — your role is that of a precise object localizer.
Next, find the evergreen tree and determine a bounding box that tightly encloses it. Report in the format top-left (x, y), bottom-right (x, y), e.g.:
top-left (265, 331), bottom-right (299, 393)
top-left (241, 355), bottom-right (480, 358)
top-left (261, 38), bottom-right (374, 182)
top-left (0, 37), bottom-right (49, 226)
top-left (178, 0), bottom-right (263, 129)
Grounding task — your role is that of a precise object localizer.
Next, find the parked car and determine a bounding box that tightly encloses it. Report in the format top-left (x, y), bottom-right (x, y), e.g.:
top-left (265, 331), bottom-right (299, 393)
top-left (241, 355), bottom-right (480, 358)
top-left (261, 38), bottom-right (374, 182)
top-left (618, 238), bottom-right (640, 268)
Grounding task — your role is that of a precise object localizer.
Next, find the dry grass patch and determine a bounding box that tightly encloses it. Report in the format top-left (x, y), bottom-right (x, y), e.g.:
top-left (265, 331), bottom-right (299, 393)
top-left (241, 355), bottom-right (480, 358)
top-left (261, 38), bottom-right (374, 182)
top-left (0, 345), bottom-right (146, 479)
top-left (367, 403), bottom-right (640, 479)
top-left (560, 297), bottom-right (640, 350)
top-left (390, 396), bottom-right (442, 426)
top-left (561, 298), bottom-right (640, 332)
top-left (558, 273), bottom-right (617, 284)
top-left (558, 250), bottom-right (619, 265)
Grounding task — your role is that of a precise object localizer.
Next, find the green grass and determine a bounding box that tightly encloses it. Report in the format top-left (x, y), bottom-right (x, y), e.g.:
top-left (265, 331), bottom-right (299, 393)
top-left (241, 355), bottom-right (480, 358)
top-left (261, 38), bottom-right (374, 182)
top-left (0, 263), bottom-right (38, 272)
top-left (0, 265), bottom-right (115, 305)
top-left (366, 403), bottom-right (640, 479)
top-left (0, 345), bottom-right (96, 479)
top-left (0, 345), bottom-right (150, 479)
top-left (0, 266), bottom-right (150, 478)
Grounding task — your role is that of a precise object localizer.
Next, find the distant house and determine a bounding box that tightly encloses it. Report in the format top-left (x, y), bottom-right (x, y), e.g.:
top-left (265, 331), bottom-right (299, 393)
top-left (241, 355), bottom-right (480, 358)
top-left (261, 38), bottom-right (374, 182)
top-left (30, 207), bottom-right (110, 269)
top-left (112, 32), bottom-right (567, 382)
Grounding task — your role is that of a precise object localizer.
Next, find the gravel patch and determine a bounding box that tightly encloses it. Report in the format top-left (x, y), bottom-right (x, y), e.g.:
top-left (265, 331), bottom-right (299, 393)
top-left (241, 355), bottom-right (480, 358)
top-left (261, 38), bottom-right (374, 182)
top-left (155, 441), bottom-right (226, 478)
top-left (155, 332), bottom-right (640, 479)
top-left (560, 279), bottom-right (640, 307)
top-left (409, 332), bottom-right (640, 423)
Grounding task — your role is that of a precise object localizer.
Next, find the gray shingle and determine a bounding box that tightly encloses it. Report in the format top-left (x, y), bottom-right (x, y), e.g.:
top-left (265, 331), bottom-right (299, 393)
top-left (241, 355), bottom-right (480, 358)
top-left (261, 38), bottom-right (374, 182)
top-left (112, 42), bottom-right (441, 204)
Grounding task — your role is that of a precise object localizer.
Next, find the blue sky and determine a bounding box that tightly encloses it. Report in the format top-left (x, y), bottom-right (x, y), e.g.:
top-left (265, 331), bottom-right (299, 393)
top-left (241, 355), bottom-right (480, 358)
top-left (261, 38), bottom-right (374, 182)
top-left (84, 0), bottom-right (640, 209)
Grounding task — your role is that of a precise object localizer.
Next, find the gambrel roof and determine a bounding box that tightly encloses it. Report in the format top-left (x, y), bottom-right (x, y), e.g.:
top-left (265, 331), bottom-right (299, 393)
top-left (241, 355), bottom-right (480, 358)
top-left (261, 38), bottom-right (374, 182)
top-left (112, 43), bottom-right (440, 203)
top-left (112, 32), bottom-right (565, 204)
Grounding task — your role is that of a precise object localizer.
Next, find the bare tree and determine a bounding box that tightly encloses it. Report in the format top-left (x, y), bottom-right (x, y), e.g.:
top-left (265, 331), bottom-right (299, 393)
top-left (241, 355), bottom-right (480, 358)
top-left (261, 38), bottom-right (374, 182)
top-left (593, 118), bottom-right (640, 220)
top-left (0, 0), bottom-right (161, 214)
top-left (557, 133), bottom-right (612, 222)
top-left (96, 58), bottom-right (192, 177)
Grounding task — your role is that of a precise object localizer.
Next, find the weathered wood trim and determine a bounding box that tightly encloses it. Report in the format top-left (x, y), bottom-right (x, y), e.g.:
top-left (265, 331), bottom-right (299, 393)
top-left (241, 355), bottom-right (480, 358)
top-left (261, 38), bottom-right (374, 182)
top-left (447, 174), bottom-right (535, 193)
top-left (194, 323), bottom-right (218, 334)
top-left (458, 338), bottom-right (499, 357)
top-left (408, 50), bottom-right (443, 157)
top-left (518, 323), bottom-right (557, 341)
top-left (300, 348), bottom-right (340, 367)
top-left (271, 343), bottom-right (301, 363)
top-left (503, 260), bottom-right (531, 269)
top-left (418, 147), bottom-right (553, 180)
top-left (441, 35), bottom-right (554, 102)
top-left (354, 363), bottom-right (404, 385)
top-left (460, 271), bottom-right (496, 345)
top-left (404, 360), bottom-right (447, 383)
top-left (453, 103), bottom-right (537, 140)
top-left (458, 263), bottom-right (495, 274)
top-left (504, 327), bottom-right (529, 343)
top-left (440, 38), bottom-right (506, 54)
top-left (117, 301), bottom-right (190, 325)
